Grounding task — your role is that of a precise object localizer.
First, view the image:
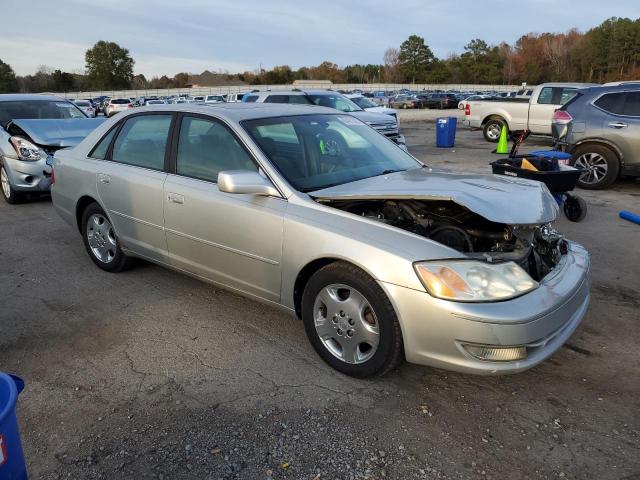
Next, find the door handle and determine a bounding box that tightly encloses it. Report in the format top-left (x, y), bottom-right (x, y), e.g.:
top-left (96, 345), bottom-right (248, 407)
top-left (98, 173), bottom-right (111, 184)
top-left (608, 121), bottom-right (627, 129)
top-left (167, 192), bottom-right (184, 204)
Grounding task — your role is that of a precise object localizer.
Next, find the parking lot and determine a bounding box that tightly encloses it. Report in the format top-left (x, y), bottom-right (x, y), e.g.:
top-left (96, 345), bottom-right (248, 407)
top-left (1, 122), bottom-right (639, 479)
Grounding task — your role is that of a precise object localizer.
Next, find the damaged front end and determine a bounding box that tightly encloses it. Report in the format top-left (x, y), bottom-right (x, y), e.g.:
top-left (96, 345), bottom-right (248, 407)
top-left (318, 198), bottom-right (567, 282)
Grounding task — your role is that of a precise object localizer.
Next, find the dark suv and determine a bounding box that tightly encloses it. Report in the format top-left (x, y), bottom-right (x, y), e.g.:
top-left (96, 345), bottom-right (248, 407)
top-left (424, 93), bottom-right (458, 109)
top-left (552, 84), bottom-right (640, 189)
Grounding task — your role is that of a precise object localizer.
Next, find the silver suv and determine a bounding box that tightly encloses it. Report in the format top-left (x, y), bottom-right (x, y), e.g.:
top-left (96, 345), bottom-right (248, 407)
top-left (243, 90), bottom-right (406, 149)
top-left (552, 84), bottom-right (640, 189)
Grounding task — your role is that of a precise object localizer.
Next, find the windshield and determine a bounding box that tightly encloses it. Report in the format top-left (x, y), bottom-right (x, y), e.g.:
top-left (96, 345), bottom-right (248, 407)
top-left (307, 94), bottom-right (362, 112)
top-left (0, 100), bottom-right (86, 127)
top-left (350, 96), bottom-right (378, 109)
top-left (243, 114), bottom-right (421, 192)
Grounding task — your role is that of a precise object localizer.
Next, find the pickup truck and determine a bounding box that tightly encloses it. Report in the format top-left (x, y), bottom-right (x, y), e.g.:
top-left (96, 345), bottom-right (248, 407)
top-left (464, 83), bottom-right (597, 142)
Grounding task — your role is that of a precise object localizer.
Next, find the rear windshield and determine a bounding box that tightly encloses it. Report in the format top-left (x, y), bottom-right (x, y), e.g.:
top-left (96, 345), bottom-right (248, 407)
top-left (111, 99), bottom-right (130, 104)
top-left (75, 100), bottom-right (91, 106)
top-left (0, 100), bottom-right (86, 127)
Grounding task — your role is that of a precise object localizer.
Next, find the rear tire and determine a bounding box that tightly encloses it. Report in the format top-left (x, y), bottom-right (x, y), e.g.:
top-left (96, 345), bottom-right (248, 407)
top-left (301, 261), bottom-right (404, 378)
top-left (483, 118), bottom-right (506, 143)
top-left (81, 202), bottom-right (134, 272)
top-left (571, 144), bottom-right (619, 190)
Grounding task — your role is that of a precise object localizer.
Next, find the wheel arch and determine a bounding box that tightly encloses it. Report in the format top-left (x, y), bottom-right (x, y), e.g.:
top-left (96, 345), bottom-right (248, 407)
top-left (75, 195), bottom-right (100, 232)
top-left (570, 139), bottom-right (623, 164)
top-left (292, 257), bottom-right (342, 319)
top-left (482, 114), bottom-right (508, 129)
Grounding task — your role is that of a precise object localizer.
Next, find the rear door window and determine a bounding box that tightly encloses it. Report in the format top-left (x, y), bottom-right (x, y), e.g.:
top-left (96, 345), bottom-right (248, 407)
top-left (537, 87), bottom-right (554, 104)
top-left (89, 127), bottom-right (117, 159)
top-left (111, 115), bottom-right (172, 170)
top-left (594, 93), bottom-right (626, 115)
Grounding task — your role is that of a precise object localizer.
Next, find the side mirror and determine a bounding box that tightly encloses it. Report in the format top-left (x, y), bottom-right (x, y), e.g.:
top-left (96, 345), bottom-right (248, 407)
top-left (217, 170), bottom-right (280, 197)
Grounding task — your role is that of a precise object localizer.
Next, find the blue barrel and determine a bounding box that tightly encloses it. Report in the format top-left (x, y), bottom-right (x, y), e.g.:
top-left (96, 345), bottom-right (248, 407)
top-left (436, 117), bottom-right (457, 148)
top-left (0, 372), bottom-right (27, 480)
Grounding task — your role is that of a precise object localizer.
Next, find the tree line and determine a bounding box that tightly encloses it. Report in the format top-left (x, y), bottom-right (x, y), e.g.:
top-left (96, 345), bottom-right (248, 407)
top-left (0, 16), bottom-right (638, 93)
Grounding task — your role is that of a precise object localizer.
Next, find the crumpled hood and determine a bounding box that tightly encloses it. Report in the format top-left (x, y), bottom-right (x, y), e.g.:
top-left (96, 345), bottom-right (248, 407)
top-left (9, 118), bottom-right (106, 147)
top-left (310, 167), bottom-right (559, 225)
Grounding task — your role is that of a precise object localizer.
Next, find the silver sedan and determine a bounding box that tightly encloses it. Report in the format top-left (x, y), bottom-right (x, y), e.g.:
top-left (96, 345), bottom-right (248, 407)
top-left (51, 103), bottom-right (590, 378)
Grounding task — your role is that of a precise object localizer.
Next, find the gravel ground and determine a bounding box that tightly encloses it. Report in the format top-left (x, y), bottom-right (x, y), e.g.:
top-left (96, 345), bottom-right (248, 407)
top-left (1, 125), bottom-right (639, 479)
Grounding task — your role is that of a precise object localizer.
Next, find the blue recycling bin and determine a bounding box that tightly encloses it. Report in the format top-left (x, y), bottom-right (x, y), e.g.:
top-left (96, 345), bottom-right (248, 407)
top-left (436, 117), bottom-right (457, 148)
top-left (0, 372), bottom-right (27, 480)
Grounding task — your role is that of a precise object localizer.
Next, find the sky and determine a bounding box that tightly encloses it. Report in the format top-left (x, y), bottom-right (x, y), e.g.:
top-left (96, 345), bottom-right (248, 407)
top-left (2, 0), bottom-right (639, 77)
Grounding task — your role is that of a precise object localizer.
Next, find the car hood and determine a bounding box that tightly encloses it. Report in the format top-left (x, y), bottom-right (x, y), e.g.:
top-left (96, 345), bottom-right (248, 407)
top-left (363, 106), bottom-right (396, 115)
top-left (310, 168), bottom-right (559, 225)
top-left (349, 110), bottom-right (396, 125)
top-left (9, 118), bottom-right (106, 147)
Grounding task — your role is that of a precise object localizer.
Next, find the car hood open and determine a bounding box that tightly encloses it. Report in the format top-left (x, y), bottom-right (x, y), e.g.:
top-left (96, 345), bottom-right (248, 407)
top-left (9, 118), bottom-right (106, 147)
top-left (310, 168), bottom-right (559, 225)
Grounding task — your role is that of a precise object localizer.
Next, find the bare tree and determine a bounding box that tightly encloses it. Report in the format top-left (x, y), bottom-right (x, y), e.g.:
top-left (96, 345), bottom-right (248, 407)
top-left (383, 47), bottom-right (400, 82)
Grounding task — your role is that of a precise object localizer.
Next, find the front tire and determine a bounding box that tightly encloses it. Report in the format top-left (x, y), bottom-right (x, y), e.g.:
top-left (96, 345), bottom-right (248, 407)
top-left (571, 144), bottom-right (619, 190)
top-left (1, 165), bottom-right (23, 204)
top-left (483, 118), bottom-right (506, 143)
top-left (81, 202), bottom-right (133, 272)
top-left (301, 262), bottom-right (404, 378)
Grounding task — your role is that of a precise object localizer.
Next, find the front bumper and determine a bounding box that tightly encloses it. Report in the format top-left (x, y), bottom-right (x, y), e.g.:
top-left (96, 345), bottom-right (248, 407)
top-left (2, 155), bottom-right (52, 193)
top-left (381, 242), bottom-right (590, 375)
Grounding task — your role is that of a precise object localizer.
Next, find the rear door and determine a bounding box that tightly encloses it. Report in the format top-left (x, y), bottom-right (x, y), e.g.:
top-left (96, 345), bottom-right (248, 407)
top-left (163, 114), bottom-right (286, 302)
top-left (96, 113), bottom-right (173, 262)
top-left (595, 91), bottom-right (640, 167)
top-left (528, 86), bottom-right (578, 134)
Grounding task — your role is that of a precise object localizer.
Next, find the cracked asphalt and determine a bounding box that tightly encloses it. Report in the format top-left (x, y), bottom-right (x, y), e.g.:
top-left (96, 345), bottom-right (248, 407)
top-left (1, 125), bottom-right (639, 479)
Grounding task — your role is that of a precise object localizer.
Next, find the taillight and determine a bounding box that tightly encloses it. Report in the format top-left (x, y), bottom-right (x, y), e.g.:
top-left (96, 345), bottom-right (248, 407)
top-left (127, 103), bottom-right (133, 108)
top-left (465, 104), bottom-right (470, 116)
top-left (552, 110), bottom-right (573, 123)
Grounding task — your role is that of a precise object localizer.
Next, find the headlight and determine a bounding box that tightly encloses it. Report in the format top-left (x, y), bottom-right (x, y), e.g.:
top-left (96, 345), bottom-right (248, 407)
top-left (414, 260), bottom-right (538, 302)
top-left (9, 136), bottom-right (42, 161)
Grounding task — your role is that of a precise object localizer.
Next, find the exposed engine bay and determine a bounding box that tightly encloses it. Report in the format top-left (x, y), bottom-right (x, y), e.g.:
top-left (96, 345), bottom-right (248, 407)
top-left (323, 199), bottom-right (568, 281)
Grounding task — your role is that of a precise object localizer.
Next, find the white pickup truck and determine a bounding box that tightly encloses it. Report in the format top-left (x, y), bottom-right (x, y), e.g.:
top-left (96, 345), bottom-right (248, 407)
top-left (464, 83), bottom-right (597, 142)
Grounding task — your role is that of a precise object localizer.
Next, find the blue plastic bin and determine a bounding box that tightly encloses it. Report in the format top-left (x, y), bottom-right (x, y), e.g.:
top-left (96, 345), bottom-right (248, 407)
top-left (436, 117), bottom-right (457, 148)
top-left (0, 372), bottom-right (27, 480)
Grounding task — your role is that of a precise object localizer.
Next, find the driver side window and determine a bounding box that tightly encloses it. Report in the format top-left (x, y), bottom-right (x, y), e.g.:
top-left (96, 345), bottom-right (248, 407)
top-left (176, 116), bottom-right (257, 183)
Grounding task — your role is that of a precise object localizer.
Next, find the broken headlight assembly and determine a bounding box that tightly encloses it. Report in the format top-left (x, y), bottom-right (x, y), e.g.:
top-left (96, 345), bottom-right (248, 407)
top-left (414, 260), bottom-right (538, 302)
top-left (9, 136), bottom-right (42, 161)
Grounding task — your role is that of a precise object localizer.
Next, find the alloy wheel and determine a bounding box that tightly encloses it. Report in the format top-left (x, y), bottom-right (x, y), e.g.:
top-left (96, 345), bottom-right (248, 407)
top-left (1, 167), bottom-right (10, 199)
top-left (313, 284), bottom-right (380, 364)
top-left (574, 153), bottom-right (608, 185)
top-left (86, 213), bottom-right (117, 263)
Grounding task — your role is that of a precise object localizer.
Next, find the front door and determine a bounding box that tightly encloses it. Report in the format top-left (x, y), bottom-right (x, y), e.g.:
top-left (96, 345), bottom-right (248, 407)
top-left (163, 114), bottom-right (286, 302)
top-left (96, 113), bottom-right (173, 261)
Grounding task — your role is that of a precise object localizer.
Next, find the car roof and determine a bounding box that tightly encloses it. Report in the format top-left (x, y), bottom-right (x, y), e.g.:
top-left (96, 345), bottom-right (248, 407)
top-left (576, 83), bottom-right (640, 96)
top-left (0, 94), bottom-right (69, 102)
top-left (130, 102), bottom-right (338, 121)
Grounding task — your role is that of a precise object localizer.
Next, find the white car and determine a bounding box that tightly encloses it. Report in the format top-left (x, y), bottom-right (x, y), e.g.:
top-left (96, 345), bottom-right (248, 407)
top-left (204, 95), bottom-right (226, 104)
top-left (457, 95), bottom-right (489, 110)
top-left (73, 100), bottom-right (96, 118)
top-left (106, 98), bottom-right (134, 117)
top-left (345, 94), bottom-right (398, 123)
